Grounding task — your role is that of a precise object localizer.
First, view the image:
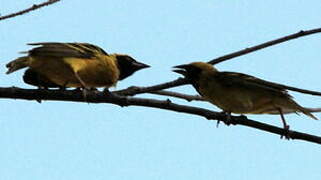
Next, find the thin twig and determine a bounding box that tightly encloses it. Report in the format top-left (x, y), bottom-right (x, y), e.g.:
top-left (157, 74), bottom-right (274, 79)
top-left (0, 87), bottom-right (321, 145)
top-left (149, 90), bottom-right (204, 102)
top-left (113, 78), bottom-right (189, 96)
top-left (208, 28), bottom-right (321, 65)
top-left (0, 0), bottom-right (60, 21)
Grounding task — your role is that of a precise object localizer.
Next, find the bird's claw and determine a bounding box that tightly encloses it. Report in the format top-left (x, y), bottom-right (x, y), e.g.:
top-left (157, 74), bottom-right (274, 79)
top-left (280, 125), bottom-right (291, 140)
top-left (82, 88), bottom-right (89, 101)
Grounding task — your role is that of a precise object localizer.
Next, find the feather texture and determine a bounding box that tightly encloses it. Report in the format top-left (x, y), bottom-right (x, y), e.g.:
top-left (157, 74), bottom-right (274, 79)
top-left (6, 42), bottom-right (149, 89)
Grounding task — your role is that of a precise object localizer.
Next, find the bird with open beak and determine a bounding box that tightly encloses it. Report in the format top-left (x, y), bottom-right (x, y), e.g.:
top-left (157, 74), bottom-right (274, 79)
top-left (173, 61), bottom-right (318, 137)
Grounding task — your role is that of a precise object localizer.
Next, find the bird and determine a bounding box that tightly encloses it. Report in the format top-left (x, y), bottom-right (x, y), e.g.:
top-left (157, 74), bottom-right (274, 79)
top-left (6, 42), bottom-right (150, 92)
top-left (173, 61), bottom-right (318, 134)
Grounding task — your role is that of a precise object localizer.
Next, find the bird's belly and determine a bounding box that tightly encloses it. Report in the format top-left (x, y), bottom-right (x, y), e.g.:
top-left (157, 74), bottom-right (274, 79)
top-left (30, 57), bottom-right (119, 88)
top-left (67, 58), bottom-right (119, 88)
top-left (201, 87), bottom-right (275, 114)
top-left (30, 58), bottom-right (79, 87)
top-left (205, 94), bottom-right (254, 113)
top-left (77, 64), bottom-right (118, 87)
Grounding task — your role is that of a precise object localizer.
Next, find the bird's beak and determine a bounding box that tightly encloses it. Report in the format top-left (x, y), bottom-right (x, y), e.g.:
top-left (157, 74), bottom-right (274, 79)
top-left (134, 62), bottom-right (150, 70)
top-left (172, 69), bottom-right (186, 75)
top-left (172, 64), bottom-right (189, 76)
top-left (173, 64), bottom-right (189, 69)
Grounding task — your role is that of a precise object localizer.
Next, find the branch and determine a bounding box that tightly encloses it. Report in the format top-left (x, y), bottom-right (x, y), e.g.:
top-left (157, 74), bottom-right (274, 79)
top-left (149, 90), bottom-right (204, 102)
top-left (0, 0), bottom-right (60, 21)
top-left (113, 78), bottom-right (189, 96)
top-left (1, 87), bottom-right (321, 145)
top-left (208, 28), bottom-right (321, 65)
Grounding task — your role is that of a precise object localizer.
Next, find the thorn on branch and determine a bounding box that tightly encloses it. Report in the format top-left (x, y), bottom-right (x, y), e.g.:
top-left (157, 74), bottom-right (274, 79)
top-left (298, 30), bottom-right (305, 34)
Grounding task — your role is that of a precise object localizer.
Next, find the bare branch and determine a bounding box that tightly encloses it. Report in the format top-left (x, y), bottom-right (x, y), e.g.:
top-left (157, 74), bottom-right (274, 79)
top-left (149, 90), bottom-right (204, 102)
top-left (1, 87), bottom-right (321, 145)
top-left (113, 78), bottom-right (189, 96)
top-left (0, 0), bottom-right (60, 21)
top-left (208, 28), bottom-right (321, 65)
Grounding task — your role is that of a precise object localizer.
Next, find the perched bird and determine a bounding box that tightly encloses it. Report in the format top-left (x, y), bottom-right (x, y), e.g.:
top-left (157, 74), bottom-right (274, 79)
top-left (173, 62), bottom-right (318, 132)
top-left (6, 42), bottom-right (150, 91)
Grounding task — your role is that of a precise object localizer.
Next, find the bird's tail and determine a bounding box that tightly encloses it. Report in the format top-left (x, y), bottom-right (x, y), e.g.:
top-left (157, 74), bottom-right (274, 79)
top-left (265, 102), bottom-right (319, 120)
top-left (281, 98), bottom-right (319, 120)
top-left (6, 56), bottom-right (30, 74)
top-left (298, 106), bottom-right (318, 120)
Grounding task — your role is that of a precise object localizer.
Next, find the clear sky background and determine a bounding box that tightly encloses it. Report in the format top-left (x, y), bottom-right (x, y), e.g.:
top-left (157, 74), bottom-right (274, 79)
top-left (1, 0), bottom-right (321, 179)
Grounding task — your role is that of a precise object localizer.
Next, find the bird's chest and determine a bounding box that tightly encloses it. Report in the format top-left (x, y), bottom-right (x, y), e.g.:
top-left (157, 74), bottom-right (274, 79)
top-left (74, 59), bottom-right (120, 87)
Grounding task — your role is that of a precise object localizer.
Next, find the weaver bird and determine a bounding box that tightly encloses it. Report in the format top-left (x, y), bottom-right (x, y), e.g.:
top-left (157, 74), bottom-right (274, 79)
top-left (173, 62), bottom-right (318, 133)
top-left (6, 42), bottom-right (150, 91)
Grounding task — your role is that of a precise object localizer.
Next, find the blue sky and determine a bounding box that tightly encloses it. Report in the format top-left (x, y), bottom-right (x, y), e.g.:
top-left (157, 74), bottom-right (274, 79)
top-left (1, 0), bottom-right (321, 179)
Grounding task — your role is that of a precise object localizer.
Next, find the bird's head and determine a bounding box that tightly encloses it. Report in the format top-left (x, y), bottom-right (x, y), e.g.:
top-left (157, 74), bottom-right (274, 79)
top-left (172, 62), bottom-right (217, 81)
top-left (115, 54), bottom-right (150, 80)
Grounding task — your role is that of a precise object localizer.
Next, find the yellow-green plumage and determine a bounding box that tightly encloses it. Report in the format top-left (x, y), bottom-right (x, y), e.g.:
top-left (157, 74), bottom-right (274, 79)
top-left (6, 42), bottom-right (149, 89)
top-left (26, 55), bottom-right (119, 88)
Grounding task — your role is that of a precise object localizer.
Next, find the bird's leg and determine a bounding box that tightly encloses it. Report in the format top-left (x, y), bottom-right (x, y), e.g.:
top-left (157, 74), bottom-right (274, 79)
top-left (277, 108), bottom-right (290, 140)
top-left (103, 88), bottom-right (111, 94)
top-left (74, 72), bottom-right (90, 100)
top-left (59, 82), bottom-right (67, 91)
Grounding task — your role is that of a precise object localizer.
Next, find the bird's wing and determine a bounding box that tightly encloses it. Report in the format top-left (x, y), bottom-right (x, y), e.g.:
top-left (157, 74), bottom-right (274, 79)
top-left (215, 72), bottom-right (290, 96)
top-left (26, 42), bottom-right (108, 58)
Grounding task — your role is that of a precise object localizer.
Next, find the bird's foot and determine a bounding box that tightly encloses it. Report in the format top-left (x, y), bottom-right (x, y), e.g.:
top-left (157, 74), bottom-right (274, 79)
top-left (82, 88), bottom-right (90, 101)
top-left (280, 125), bottom-right (291, 140)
